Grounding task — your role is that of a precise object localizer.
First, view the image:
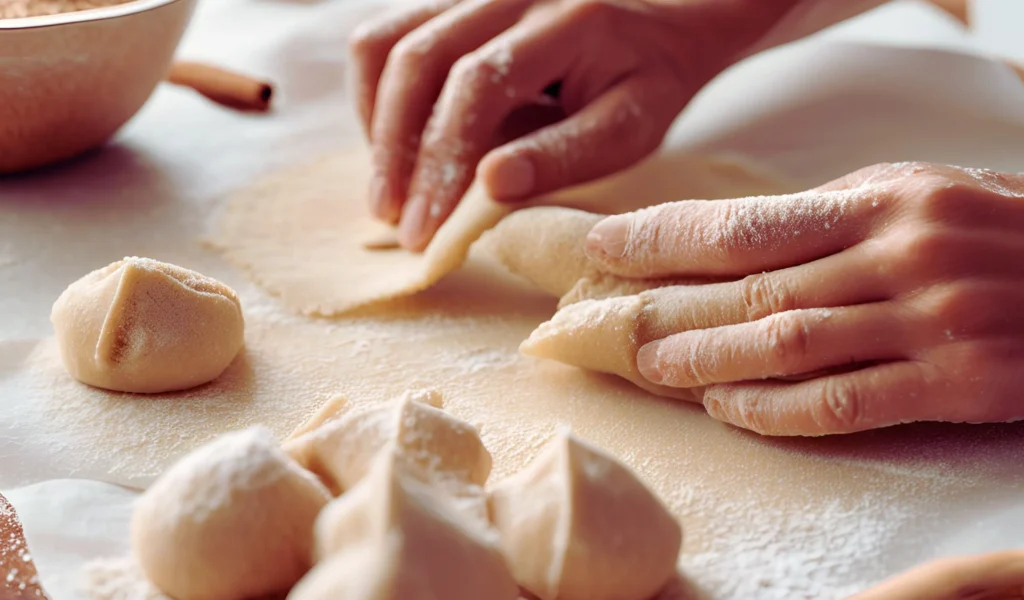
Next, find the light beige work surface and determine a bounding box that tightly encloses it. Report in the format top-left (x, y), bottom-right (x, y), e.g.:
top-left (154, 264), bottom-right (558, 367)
top-left (3, 1), bottom-right (1024, 599)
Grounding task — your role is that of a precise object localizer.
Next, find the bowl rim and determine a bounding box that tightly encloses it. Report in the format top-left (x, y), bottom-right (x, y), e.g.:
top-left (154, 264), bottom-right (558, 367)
top-left (0, 0), bottom-right (186, 30)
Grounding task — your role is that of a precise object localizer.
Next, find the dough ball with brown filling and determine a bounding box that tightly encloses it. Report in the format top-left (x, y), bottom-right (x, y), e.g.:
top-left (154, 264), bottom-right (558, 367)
top-left (50, 257), bottom-right (244, 393)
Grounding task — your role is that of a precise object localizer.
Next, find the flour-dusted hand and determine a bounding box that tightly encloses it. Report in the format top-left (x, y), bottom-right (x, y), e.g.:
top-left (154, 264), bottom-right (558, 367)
top-left (347, 0), bottom-right (802, 250)
top-left (584, 163), bottom-right (1024, 435)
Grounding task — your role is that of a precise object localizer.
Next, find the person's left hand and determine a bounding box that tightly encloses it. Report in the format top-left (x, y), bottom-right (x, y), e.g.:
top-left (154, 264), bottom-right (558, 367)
top-left (583, 162), bottom-right (1024, 436)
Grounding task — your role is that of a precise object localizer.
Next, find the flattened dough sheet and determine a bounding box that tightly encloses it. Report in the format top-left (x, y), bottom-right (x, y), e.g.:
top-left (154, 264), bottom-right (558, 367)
top-left (211, 145), bottom-right (796, 317)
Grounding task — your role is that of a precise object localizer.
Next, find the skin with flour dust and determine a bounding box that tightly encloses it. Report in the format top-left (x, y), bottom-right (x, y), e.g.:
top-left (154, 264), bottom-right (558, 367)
top-left (349, 0), bottom-right (1024, 436)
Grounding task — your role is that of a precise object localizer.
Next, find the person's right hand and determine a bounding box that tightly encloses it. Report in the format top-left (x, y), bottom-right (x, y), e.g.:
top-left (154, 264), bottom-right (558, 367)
top-left (583, 162), bottom-right (1024, 436)
top-left (347, 0), bottom-right (802, 250)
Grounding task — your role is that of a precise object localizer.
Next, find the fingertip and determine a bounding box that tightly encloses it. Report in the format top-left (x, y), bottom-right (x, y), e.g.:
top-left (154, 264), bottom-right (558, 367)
top-left (397, 195), bottom-right (432, 252)
top-left (636, 341), bottom-right (664, 384)
top-left (480, 151), bottom-right (536, 202)
top-left (584, 214), bottom-right (629, 261)
top-left (368, 175), bottom-right (400, 225)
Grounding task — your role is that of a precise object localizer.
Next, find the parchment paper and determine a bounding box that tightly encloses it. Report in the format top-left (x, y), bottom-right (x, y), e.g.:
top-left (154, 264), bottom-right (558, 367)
top-left (3, 1), bottom-right (1024, 599)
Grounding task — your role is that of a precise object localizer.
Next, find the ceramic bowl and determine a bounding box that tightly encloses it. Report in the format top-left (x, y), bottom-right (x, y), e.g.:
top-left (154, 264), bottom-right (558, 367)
top-left (0, 0), bottom-right (197, 174)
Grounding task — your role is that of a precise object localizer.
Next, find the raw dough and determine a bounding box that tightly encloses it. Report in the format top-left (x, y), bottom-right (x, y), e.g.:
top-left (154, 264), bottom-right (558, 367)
top-left (289, 450), bottom-right (518, 600)
top-left (131, 427), bottom-right (330, 600)
top-left (211, 145), bottom-right (794, 317)
top-left (521, 294), bottom-right (700, 401)
top-left (50, 257), bottom-right (244, 394)
top-left (850, 550), bottom-right (1024, 600)
top-left (489, 430), bottom-right (682, 600)
top-left (212, 149), bottom-right (512, 316)
top-left (478, 206), bottom-right (703, 308)
top-left (283, 390), bottom-right (492, 502)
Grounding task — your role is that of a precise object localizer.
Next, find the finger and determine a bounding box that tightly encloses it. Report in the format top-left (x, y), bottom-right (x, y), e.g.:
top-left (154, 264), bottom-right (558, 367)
top-left (635, 243), bottom-right (892, 340)
top-left (347, 1), bottom-right (456, 140)
top-left (370, 0), bottom-right (531, 223)
top-left (477, 70), bottom-right (689, 203)
top-left (397, 21), bottom-right (582, 250)
top-left (702, 361), bottom-right (943, 436)
top-left (638, 304), bottom-right (914, 388)
top-left (583, 186), bottom-right (885, 279)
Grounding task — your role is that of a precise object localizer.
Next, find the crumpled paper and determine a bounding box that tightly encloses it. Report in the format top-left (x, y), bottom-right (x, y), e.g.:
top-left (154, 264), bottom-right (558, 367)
top-left (3, 1), bottom-right (1024, 599)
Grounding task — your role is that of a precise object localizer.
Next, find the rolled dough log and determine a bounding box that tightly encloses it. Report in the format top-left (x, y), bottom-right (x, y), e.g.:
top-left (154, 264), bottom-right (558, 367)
top-left (521, 294), bottom-right (700, 402)
top-left (489, 430), bottom-right (682, 600)
top-left (131, 427), bottom-right (330, 600)
top-left (477, 206), bottom-right (704, 309)
top-left (290, 450), bottom-right (518, 600)
top-left (211, 145), bottom-right (793, 317)
top-left (50, 257), bottom-right (244, 394)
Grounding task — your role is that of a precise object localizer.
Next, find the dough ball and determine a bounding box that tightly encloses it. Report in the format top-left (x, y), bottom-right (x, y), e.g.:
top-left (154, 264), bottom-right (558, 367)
top-left (283, 390), bottom-right (492, 497)
top-left (488, 431), bottom-right (682, 600)
top-left (289, 451), bottom-right (518, 600)
top-left (131, 427), bottom-right (331, 600)
top-left (50, 257), bottom-right (244, 394)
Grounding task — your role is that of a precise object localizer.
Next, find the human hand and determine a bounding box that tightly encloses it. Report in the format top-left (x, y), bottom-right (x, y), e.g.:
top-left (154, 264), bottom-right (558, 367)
top-left (583, 162), bottom-right (1024, 435)
top-left (348, 0), bottom-right (800, 250)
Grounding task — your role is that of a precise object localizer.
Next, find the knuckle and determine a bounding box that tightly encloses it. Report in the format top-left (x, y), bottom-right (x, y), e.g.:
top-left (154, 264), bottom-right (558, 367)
top-left (905, 175), bottom-right (978, 223)
top-left (450, 55), bottom-right (501, 91)
top-left (813, 378), bottom-right (865, 432)
top-left (390, 34), bottom-right (436, 73)
top-left (348, 22), bottom-right (383, 57)
top-left (562, 0), bottom-right (617, 24)
top-left (896, 225), bottom-right (954, 277)
top-left (735, 397), bottom-right (775, 435)
top-left (919, 283), bottom-right (975, 325)
top-left (740, 274), bottom-right (795, 321)
top-left (758, 313), bottom-right (811, 372)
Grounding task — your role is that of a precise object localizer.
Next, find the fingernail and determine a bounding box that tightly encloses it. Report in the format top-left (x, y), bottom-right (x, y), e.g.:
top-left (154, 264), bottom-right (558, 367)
top-left (585, 215), bottom-right (630, 259)
top-left (702, 391), bottom-right (722, 417)
top-left (636, 341), bottom-right (663, 384)
top-left (369, 176), bottom-right (392, 221)
top-left (486, 154), bottom-right (535, 200)
top-left (398, 195), bottom-right (430, 251)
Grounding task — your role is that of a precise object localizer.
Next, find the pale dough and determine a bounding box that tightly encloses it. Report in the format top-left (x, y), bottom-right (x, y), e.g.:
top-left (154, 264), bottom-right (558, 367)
top-left (283, 390), bottom-right (492, 507)
top-left (50, 257), bottom-right (244, 393)
top-left (521, 294), bottom-right (700, 402)
top-left (489, 430), bottom-right (682, 600)
top-left (211, 145), bottom-right (794, 317)
top-left (849, 550), bottom-right (1024, 600)
top-left (212, 149), bottom-right (512, 317)
top-left (131, 427), bottom-right (330, 600)
top-left (290, 450), bottom-right (518, 600)
top-left (478, 206), bottom-right (704, 309)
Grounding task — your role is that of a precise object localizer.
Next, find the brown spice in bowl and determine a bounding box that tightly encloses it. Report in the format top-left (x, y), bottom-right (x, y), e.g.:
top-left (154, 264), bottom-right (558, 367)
top-left (0, 0), bottom-right (135, 19)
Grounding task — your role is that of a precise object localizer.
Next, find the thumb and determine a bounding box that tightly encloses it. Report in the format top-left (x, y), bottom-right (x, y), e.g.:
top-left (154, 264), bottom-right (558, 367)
top-left (478, 71), bottom-right (688, 202)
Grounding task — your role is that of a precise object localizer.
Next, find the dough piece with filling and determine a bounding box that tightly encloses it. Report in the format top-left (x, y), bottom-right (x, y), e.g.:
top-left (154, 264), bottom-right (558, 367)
top-left (520, 293), bottom-right (700, 401)
top-left (289, 451), bottom-right (518, 600)
top-left (131, 427), bottom-right (330, 600)
top-left (478, 206), bottom-right (701, 308)
top-left (283, 390), bottom-right (491, 500)
top-left (488, 431), bottom-right (682, 600)
top-left (50, 257), bottom-right (244, 393)
top-left (211, 144), bottom-right (794, 317)
top-left (213, 149), bottom-right (511, 316)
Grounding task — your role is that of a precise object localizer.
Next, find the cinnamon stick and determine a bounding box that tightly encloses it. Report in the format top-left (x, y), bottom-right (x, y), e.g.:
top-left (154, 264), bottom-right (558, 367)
top-left (167, 61), bottom-right (274, 112)
top-left (0, 493), bottom-right (48, 599)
